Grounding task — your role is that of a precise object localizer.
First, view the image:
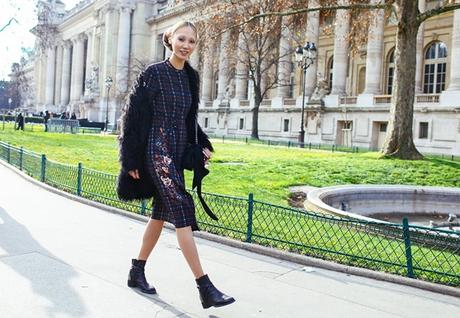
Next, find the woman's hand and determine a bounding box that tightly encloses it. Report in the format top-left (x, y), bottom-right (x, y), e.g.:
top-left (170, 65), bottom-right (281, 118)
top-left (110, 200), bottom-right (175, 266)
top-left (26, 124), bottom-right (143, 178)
top-left (203, 148), bottom-right (212, 165)
top-left (128, 169), bottom-right (140, 179)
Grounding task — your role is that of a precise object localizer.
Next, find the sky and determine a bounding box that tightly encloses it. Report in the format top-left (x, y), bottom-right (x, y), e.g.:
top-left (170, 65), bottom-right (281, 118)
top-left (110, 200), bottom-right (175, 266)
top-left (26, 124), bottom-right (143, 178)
top-left (0, 0), bottom-right (80, 80)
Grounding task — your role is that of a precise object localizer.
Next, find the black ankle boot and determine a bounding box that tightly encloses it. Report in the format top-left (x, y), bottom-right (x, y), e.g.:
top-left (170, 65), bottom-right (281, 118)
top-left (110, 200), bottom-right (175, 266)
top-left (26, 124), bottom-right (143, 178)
top-left (196, 274), bottom-right (235, 309)
top-left (127, 259), bottom-right (157, 294)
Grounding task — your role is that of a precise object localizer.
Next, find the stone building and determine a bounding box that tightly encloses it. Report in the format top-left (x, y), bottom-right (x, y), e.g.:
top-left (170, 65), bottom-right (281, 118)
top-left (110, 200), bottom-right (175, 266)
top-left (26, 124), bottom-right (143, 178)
top-left (29, 0), bottom-right (460, 154)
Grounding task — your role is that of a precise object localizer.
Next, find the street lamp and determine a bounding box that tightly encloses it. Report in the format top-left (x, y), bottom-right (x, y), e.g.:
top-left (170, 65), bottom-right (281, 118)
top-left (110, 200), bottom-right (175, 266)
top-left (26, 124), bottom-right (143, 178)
top-left (104, 76), bottom-right (113, 132)
top-left (295, 42), bottom-right (317, 147)
top-left (8, 98), bottom-right (12, 113)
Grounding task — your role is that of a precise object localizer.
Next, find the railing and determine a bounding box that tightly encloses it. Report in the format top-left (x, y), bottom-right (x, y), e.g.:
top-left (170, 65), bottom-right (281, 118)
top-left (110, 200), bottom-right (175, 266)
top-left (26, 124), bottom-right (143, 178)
top-left (374, 95), bottom-right (392, 104)
top-left (207, 134), bottom-right (460, 161)
top-left (416, 94), bottom-right (440, 103)
top-left (340, 96), bottom-right (357, 105)
top-left (0, 141), bottom-right (458, 287)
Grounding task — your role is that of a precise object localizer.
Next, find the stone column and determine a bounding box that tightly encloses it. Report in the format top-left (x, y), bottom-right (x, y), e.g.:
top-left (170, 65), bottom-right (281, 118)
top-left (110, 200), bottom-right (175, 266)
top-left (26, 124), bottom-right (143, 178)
top-left (304, 0), bottom-right (320, 97)
top-left (217, 31), bottom-right (230, 100)
top-left (116, 3), bottom-right (134, 96)
top-left (189, 44), bottom-right (200, 70)
top-left (235, 31), bottom-right (248, 99)
top-left (54, 44), bottom-right (64, 107)
top-left (330, 0), bottom-right (350, 96)
top-left (363, 0), bottom-right (385, 94)
top-left (277, 17), bottom-right (292, 98)
top-left (415, 0), bottom-right (426, 93)
top-left (84, 30), bottom-right (93, 95)
top-left (447, 2), bottom-right (460, 91)
top-left (201, 44), bottom-right (214, 102)
top-left (60, 41), bottom-right (72, 107)
top-left (70, 34), bottom-right (85, 103)
top-left (440, 0), bottom-right (460, 105)
top-left (45, 46), bottom-right (56, 106)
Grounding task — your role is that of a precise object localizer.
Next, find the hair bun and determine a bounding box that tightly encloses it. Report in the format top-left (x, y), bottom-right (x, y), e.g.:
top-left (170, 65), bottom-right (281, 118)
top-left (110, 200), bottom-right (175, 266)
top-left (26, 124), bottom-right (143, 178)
top-left (162, 30), bottom-right (173, 51)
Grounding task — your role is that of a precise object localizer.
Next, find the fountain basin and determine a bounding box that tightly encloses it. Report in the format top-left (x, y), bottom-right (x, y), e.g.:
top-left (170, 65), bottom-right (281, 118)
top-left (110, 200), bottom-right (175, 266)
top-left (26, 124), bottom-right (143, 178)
top-left (306, 185), bottom-right (460, 227)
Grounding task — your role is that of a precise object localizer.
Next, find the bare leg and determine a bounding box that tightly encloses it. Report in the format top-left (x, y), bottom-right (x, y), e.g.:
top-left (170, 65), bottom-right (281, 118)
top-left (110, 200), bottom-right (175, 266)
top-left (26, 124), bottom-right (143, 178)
top-left (176, 226), bottom-right (205, 279)
top-left (137, 219), bottom-right (165, 260)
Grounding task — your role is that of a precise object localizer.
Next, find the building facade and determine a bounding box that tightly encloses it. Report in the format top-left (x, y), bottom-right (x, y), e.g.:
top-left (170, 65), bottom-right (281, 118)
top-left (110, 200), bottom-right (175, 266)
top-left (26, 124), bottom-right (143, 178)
top-left (29, 0), bottom-right (460, 154)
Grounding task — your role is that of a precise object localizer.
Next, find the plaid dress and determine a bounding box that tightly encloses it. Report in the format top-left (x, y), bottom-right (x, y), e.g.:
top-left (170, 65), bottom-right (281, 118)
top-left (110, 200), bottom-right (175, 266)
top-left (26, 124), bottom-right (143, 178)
top-left (146, 60), bottom-right (198, 230)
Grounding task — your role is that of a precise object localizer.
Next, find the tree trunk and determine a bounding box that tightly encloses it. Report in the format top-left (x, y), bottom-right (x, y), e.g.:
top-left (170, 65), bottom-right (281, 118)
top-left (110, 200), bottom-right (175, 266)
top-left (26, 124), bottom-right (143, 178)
top-left (382, 0), bottom-right (423, 160)
top-left (251, 88), bottom-right (261, 139)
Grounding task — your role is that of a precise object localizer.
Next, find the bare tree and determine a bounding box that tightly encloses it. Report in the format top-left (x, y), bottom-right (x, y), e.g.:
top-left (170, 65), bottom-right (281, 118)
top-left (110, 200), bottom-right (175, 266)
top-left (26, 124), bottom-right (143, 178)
top-left (198, 0), bottom-right (307, 139)
top-left (200, 0), bottom-right (460, 159)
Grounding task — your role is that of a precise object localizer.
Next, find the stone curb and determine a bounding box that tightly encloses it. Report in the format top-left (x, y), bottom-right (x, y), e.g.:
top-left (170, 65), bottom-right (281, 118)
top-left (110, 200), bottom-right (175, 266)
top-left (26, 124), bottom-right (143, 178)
top-left (1, 160), bottom-right (459, 298)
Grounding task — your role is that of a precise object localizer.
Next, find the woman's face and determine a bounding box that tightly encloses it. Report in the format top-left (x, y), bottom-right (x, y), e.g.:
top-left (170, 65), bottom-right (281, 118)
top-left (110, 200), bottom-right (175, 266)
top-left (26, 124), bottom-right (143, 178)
top-left (169, 26), bottom-right (197, 61)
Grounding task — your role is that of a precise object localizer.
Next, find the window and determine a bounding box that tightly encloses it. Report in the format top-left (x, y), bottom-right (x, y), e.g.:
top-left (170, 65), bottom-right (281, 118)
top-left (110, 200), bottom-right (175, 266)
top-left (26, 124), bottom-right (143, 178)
top-left (358, 67), bottom-right (366, 95)
top-left (343, 121), bottom-right (352, 130)
top-left (239, 118), bottom-right (244, 130)
top-left (283, 119), bottom-right (290, 132)
top-left (423, 42), bottom-right (447, 94)
top-left (204, 117), bottom-right (208, 128)
top-left (327, 57), bottom-right (334, 91)
top-left (386, 49), bottom-right (395, 94)
top-left (419, 122), bottom-right (429, 139)
top-left (379, 122), bottom-right (388, 132)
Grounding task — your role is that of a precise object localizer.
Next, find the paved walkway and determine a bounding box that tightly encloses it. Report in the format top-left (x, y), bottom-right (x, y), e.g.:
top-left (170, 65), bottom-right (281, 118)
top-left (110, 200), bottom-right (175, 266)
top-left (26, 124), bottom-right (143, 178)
top-left (0, 163), bottom-right (459, 318)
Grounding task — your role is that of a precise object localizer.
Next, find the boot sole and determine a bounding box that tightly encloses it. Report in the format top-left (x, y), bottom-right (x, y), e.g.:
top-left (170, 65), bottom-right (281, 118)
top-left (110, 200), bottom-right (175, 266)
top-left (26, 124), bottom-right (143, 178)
top-left (127, 280), bottom-right (157, 294)
top-left (202, 298), bottom-right (235, 309)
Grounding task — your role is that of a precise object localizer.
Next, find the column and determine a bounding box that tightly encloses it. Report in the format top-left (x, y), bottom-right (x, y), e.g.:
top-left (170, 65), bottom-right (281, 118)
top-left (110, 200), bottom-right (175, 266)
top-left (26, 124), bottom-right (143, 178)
top-left (54, 44), bottom-right (64, 107)
top-left (440, 0), bottom-right (460, 105)
top-left (70, 35), bottom-right (85, 102)
top-left (363, 0), bottom-right (385, 94)
top-left (60, 41), bottom-right (72, 106)
top-left (277, 17), bottom-right (292, 98)
top-left (189, 44), bottom-right (200, 69)
top-left (304, 0), bottom-right (320, 97)
top-left (235, 31), bottom-right (248, 99)
top-left (415, 0), bottom-right (426, 93)
top-left (330, 0), bottom-right (350, 96)
top-left (201, 44), bottom-right (214, 102)
top-left (446, 1), bottom-right (460, 91)
top-left (84, 30), bottom-right (93, 95)
top-left (45, 46), bottom-right (56, 105)
top-left (116, 3), bottom-right (134, 95)
top-left (217, 31), bottom-right (230, 100)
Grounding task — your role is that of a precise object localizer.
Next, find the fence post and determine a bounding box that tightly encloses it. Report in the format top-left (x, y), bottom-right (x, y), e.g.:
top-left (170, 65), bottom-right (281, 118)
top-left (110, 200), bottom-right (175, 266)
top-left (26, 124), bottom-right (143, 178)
top-left (288, 141), bottom-right (291, 148)
top-left (222, 136), bottom-right (225, 143)
top-left (141, 200), bottom-right (147, 215)
top-left (40, 154), bottom-right (46, 183)
top-left (19, 146), bottom-right (23, 170)
top-left (7, 143), bottom-right (10, 163)
top-left (245, 137), bottom-right (248, 144)
top-left (77, 163), bottom-right (82, 196)
top-left (308, 142), bottom-right (312, 150)
top-left (332, 144), bottom-right (335, 152)
top-left (402, 218), bottom-right (414, 278)
top-left (246, 193), bottom-right (254, 243)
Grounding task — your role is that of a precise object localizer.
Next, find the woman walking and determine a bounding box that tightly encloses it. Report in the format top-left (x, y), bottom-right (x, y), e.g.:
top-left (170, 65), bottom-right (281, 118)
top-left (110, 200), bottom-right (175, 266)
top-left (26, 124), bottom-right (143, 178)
top-left (117, 21), bottom-right (235, 309)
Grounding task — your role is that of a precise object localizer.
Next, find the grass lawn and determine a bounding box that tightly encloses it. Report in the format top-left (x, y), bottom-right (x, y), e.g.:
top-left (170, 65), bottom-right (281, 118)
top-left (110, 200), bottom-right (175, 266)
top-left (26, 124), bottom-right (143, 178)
top-left (1, 123), bottom-right (459, 207)
top-left (1, 122), bottom-right (459, 286)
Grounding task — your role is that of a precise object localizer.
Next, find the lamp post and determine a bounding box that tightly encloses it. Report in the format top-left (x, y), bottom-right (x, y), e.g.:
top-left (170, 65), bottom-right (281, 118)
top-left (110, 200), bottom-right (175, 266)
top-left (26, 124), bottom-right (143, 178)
top-left (295, 42), bottom-right (317, 147)
top-left (8, 98), bottom-right (12, 113)
top-left (104, 76), bottom-right (113, 132)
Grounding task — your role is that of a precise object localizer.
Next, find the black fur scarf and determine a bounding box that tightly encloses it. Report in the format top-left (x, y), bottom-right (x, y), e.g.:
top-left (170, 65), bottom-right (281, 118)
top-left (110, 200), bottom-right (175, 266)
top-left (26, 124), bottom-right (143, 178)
top-left (116, 60), bottom-right (213, 201)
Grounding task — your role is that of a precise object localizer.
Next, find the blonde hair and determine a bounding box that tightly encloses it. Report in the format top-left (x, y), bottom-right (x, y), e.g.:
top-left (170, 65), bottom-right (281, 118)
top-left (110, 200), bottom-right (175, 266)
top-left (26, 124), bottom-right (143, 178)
top-left (162, 21), bottom-right (198, 51)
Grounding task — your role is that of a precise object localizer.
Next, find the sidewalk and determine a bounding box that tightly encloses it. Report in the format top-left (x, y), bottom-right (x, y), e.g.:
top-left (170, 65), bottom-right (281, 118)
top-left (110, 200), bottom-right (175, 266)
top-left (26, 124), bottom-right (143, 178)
top-left (0, 163), bottom-right (459, 318)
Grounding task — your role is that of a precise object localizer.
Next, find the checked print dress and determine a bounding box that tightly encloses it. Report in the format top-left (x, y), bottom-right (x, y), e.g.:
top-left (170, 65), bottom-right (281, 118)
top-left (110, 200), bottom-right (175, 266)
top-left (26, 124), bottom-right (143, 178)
top-left (145, 59), bottom-right (198, 230)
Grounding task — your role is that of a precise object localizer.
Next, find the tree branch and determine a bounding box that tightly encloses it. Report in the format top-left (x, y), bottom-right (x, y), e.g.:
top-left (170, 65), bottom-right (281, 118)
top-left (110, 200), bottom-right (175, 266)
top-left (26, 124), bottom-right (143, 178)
top-left (418, 3), bottom-right (460, 24)
top-left (213, 3), bottom-right (391, 37)
top-left (0, 18), bottom-right (18, 33)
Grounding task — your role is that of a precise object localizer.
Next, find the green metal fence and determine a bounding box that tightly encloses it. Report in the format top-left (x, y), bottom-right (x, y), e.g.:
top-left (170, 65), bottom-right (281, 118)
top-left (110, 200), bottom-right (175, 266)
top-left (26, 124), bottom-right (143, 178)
top-left (0, 141), bottom-right (458, 286)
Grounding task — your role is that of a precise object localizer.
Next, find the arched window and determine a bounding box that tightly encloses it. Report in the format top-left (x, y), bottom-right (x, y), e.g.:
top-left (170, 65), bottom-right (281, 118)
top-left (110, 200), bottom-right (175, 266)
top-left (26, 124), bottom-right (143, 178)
top-left (386, 49), bottom-right (395, 94)
top-left (423, 41), bottom-right (447, 94)
top-left (327, 57), bottom-right (334, 91)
